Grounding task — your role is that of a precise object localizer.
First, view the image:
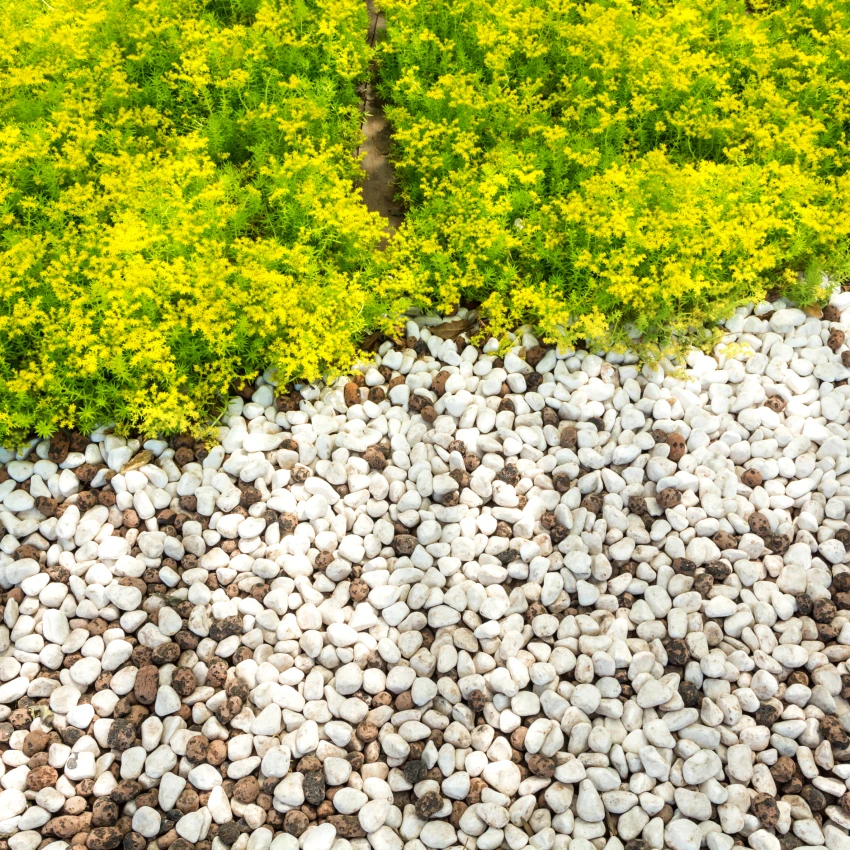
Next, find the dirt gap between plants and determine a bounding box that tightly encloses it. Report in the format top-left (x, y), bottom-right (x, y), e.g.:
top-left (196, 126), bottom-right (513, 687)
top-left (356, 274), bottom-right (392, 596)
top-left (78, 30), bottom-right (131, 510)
top-left (358, 0), bottom-right (402, 250)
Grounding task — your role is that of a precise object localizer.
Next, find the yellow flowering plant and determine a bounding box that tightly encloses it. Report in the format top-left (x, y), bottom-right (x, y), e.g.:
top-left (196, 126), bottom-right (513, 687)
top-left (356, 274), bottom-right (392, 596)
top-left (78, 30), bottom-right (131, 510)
top-left (0, 0), bottom-right (388, 441)
top-left (376, 0), bottom-right (850, 350)
top-left (3, 0), bottom-right (850, 441)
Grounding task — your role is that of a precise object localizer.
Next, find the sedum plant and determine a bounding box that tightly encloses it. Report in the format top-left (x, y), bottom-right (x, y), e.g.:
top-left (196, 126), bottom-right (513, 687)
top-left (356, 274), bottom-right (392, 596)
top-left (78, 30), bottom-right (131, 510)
top-left (0, 0), bottom-right (387, 441)
top-left (376, 0), bottom-right (850, 351)
top-left (3, 0), bottom-right (850, 441)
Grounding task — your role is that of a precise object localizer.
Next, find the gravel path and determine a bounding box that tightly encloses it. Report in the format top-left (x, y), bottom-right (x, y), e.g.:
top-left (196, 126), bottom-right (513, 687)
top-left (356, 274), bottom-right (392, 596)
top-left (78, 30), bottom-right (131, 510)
top-left (3, 295), bottom-right (850, 850)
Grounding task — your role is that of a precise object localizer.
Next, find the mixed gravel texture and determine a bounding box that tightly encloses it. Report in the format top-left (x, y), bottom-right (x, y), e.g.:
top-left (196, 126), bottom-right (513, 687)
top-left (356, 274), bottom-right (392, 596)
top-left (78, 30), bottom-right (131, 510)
top-left (5, 296), bottom-right (850, 850)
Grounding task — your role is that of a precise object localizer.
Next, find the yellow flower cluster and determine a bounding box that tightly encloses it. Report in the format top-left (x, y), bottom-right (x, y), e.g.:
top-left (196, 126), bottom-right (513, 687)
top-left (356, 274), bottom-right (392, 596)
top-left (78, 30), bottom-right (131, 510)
top-left (377, 0), bottom-right (850, 351)
top-left (0, 0), bottom-right (386, 441)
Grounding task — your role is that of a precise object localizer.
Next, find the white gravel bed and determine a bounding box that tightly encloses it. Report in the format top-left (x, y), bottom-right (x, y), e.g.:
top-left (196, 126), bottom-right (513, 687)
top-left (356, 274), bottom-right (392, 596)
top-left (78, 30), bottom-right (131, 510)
top-left (2, 295), bottom-right (850, 850)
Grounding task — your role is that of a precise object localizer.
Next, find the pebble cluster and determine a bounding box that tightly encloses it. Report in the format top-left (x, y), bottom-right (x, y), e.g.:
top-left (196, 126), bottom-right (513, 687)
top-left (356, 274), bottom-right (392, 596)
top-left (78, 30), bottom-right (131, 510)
top-left (4, 295), bottom-right (850, 850)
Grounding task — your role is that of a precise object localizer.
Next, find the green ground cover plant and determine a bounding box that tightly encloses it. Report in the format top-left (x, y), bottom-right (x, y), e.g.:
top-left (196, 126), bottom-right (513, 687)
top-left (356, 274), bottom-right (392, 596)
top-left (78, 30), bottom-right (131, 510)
top-left (0, 0), bottom-right (388, 440)
top-left (376, 0), bottom-right (850, 350)
top-left (2, 0), bottom-right (850, 441)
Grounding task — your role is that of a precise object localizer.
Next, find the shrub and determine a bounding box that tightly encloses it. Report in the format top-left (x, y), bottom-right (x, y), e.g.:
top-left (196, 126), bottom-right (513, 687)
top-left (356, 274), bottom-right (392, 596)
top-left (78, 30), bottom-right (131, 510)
top-left (0, 0), bottom-right (386, 441)
top-left (376, 0), bottom-right (850, 350)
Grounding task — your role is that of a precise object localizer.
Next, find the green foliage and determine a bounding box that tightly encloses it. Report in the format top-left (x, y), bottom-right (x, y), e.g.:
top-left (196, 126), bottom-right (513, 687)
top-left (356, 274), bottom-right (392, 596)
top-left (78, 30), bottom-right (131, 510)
top-left (2, 0), bottom-right (850, 442)
top-left (0, 0), bottom-right (388, 442)
top-left (376, 0), bottom-right (850, 349)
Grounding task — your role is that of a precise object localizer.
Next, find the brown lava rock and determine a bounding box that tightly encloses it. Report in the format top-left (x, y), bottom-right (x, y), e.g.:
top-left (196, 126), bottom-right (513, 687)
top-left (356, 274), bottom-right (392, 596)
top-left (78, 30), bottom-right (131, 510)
top-left (395, 691), bottom-right (414, 711)
top-left (496, 464), bottom-right (520, 486)
top-left (552, 472), bottom-right (571, 492)
top-left (467, 778), bottom-right (486, 805)
top-left (328, 816), bottom-right (366, 839)
top-left (704, 561), bottom-right (732, 581)
top-left (822, 715), bottom-right (849, 749)
top-left (712, 530), bottom-right (737, 550)
top-left (765, 534), bottom-right (790, 555)
top-left (303, 771), bottom-right (326, 806)
top-left (356, 720), bottom-right (379, 742)
top-left (75, 462), bottom-right (99, 483)
top-left (15, 543), bottom-right (42, 561)
top-left (215, 695), bottom-right (243, 722)
top-left (656, 488), bottom-right (681, 508)
top-left (218, 823), bottom-right (241, 845)
top-left (349, 579), bottom-right (369, 602)
top-left (177, 789), bottom-right (200, 813)
top-left (111, 780), bottom-right (142, 804)
top-left (692, 573), bottom-right (714, 596)
top-left (92, 799), bottom-right (120, 828)
top-left (27, 764), bottom-right (59, 791)
top-left (363, 446), bottom-right (388, 470)
top-left (209, 616), bottom-right (242, 641)
top-left (765, 395), bottom-right (787, 412)
top-left (527, 754), bottom-right (555, 777)
top-left (678, 680), bottom-right (699, 708)
top-left (748, 513), bottom-right (770, 537)
top-left (494, 521), bottom-right (513, 538)
top-left (171, 668), bottom-right (197, 697)
top-left (52, 816), bottom-right (82, 838)
top-left (560, 427), bottom-right (577, 448)
top-left (23, 729), bottom-right (50, 756)
top-left (151, 642), bottom-right (180, 665)
top-left (814, 597), bottom-right (837, 623)
top-left (124, 834), bottom-right (147, 850)
top-left (207, 739), bottom-right (227, 765)
top-left (48, 431), bottom-right (71, 464)
top-left (134, 666), bottom-right (159, 705)
top-left (343, 382), bottom-right (360, 407)
top-left (666, 432), bottom-right (686, 462)
top-left (751, 793), bottom-right (779, 827)
top-left (234, 776), bottom-right (260, 804)
top-left (415, 791), bottom-right (443, 819)
top-left (87, 828), bottom-right (124, 850)
top-left (801, 785), bottom-right (827, 812)
top-left (403, 760), bottom-right (427, 784)
top-left (393, 535), bottom-right (417, 555)
top-left (283, 811), bottom-right (309, 836)
top-left (666, 639), bottom-right (690, 666)
top-left (298, 756), bottom-right (321, 773)
top-left (433, 371), bottom-right (450, 396)
top-left (525, 345), bottom-right (547, 367)
top-left (37, 498), bottom-right (60, 522)
top-left (106, 719), bottom-right (136, 751)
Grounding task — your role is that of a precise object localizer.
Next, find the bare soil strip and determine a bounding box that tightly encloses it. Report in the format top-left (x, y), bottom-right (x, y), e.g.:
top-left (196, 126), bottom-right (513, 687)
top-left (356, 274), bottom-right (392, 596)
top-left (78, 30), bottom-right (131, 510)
top-left (358, 0), bottom-right (402, 250)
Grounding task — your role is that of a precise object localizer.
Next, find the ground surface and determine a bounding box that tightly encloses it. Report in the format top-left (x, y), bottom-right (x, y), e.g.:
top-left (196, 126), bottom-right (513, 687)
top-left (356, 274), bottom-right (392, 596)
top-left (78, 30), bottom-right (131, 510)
top-left (3, 294), bottom-right (850, 850)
